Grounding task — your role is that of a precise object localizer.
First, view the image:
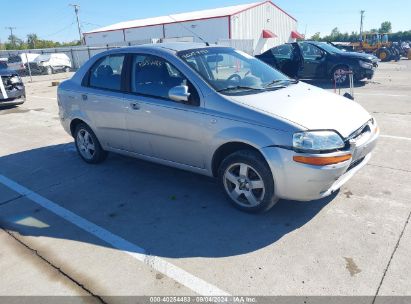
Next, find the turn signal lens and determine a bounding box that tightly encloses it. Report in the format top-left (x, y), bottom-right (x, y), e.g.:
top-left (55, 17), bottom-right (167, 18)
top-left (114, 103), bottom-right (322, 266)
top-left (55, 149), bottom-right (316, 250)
top-left (293, 154), bottom-right (352, 166)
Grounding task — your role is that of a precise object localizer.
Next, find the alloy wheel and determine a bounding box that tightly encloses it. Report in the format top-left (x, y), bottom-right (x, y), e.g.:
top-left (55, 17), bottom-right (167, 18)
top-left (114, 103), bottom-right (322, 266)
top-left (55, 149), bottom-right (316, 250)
top-left (334, 68), bottom-right (348, 84)
top-left (76, 129), bottom-right (96, 160)
top-left (223, 162), bottom-right (265, 208)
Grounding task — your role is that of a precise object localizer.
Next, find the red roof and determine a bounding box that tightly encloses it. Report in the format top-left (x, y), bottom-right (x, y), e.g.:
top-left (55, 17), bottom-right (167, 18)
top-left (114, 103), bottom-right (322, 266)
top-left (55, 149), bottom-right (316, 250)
top-left (85, 1), bottom-right (296, 34)
top-left (262, 30), bottom-right (277, 38)
top-left (291, 30), bottom-right (304, 39)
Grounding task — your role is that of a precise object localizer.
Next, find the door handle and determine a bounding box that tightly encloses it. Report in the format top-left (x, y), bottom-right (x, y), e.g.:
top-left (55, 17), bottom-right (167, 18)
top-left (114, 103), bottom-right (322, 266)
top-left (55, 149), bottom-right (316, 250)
top-left (81, 94), bottom-right (88, 101)
top-left (130, 102), bottom-right (140, 110)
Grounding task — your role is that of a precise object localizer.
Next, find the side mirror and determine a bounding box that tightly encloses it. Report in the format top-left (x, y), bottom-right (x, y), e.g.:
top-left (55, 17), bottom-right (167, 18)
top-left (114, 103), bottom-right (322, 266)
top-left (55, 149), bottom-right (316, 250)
top-left (169, 85), bottom-right (190, 103)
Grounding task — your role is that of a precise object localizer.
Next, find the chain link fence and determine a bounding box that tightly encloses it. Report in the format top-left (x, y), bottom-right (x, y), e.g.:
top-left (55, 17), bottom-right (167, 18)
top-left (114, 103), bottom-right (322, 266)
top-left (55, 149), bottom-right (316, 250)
top-left (0, 39), bottom-right (255, 71)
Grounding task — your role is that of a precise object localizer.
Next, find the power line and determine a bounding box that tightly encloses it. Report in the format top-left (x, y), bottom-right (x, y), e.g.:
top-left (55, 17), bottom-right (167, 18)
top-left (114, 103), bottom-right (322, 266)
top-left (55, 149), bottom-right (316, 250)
top-left (69, 4), bottom-right (83, 44)
top-left (40, 19), bottom-right (76, 39)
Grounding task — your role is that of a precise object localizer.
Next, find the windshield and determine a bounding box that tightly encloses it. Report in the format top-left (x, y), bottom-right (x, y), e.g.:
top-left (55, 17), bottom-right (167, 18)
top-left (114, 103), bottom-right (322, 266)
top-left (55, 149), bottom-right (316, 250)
top-left (315, 42), bottom-right (344, 54)
top-left (36, 54), bottom-right (51, 62)
top-left (178, 47), bottom-right (291, 94)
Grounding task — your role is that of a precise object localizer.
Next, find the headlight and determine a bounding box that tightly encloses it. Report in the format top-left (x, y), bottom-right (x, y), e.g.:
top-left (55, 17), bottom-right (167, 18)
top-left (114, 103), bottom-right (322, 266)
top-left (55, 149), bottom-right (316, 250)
top-left (293, 131), bottom-right (345, 152)
top-left (359, 60), bottom-right (373, 69)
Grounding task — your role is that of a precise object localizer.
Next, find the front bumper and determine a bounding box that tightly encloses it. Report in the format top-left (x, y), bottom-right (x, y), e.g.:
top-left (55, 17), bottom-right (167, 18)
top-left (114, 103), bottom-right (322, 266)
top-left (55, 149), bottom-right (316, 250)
top-left (356, 67), bottom-right (375, 80)
top-left (0, 95), bottom-right (26, 106)
top-left (261, 124), bottom-right (379, 201)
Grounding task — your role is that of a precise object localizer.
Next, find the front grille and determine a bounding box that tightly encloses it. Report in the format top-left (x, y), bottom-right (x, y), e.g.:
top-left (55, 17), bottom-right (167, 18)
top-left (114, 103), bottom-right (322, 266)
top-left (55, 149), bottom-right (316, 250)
top-left (347, 157), bottom-right (365, 172)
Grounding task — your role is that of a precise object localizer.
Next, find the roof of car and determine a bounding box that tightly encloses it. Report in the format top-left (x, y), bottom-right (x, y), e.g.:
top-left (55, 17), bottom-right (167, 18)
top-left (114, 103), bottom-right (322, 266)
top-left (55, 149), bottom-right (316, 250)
top-left (104, 42), bottom-right (224, 54)
top-left (136, 42), bottom-right (221, 52)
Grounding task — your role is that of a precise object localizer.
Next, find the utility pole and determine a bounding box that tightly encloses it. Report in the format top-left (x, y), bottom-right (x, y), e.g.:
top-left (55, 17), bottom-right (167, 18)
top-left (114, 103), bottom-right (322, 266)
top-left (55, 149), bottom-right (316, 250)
top-left (69, 4), bottom-right (83, 44)
top-left (359, 10), bottom-right (365, 39)
top-left (5, 26), bottom-right (17, 47)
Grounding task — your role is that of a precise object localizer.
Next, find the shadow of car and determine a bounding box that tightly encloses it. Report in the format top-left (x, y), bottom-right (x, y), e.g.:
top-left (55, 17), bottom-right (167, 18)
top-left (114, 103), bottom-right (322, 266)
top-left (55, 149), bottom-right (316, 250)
top-left (0, 143), bottom-right (337, 258)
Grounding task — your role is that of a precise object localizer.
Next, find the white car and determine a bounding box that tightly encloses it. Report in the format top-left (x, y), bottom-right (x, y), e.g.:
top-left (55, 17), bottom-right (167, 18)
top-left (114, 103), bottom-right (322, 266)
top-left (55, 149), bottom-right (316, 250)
top-left (30, 53), bottom-right (72, 75)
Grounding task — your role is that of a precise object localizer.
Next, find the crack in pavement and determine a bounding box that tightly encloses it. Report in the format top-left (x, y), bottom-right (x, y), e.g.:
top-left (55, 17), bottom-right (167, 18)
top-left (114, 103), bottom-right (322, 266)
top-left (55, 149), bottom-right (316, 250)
top-left (372, 209), bottom-right (411, 303)
top-left (2, 228), bottom-right (106, 304)
top-left (367, 163), bottom-right (411, 174)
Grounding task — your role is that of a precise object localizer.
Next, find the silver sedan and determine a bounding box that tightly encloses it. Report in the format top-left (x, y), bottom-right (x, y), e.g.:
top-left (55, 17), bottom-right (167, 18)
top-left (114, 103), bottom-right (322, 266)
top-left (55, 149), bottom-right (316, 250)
top-left (57, 43), bottom-right (378, 213)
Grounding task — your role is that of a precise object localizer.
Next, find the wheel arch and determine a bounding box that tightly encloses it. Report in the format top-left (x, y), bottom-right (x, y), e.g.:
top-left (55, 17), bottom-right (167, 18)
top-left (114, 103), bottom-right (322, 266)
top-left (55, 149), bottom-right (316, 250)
top-left (70, 118), bottom-right (88, 137)
top-left (211, 141), bottom-right (268, 177)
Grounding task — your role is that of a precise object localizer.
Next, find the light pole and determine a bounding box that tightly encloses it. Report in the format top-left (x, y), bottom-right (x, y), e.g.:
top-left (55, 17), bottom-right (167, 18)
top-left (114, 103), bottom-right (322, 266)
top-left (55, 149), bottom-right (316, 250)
top-left (70, 4), bottom-right (83, 44)
top-left (360, 10), bottom-right (365, 39)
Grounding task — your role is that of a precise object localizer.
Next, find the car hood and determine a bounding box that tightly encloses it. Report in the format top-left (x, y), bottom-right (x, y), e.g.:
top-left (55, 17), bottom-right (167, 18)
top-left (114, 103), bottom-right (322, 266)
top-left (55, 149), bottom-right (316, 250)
top-left (228, 82), bottom-right (371, 138)
top-left (339, 51), bottom-right (377, 62)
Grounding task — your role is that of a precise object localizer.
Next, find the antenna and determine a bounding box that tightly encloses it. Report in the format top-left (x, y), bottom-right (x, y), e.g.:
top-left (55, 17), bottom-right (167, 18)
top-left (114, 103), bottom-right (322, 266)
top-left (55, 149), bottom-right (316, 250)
top-left (166, 15), bottom-right (209, 46)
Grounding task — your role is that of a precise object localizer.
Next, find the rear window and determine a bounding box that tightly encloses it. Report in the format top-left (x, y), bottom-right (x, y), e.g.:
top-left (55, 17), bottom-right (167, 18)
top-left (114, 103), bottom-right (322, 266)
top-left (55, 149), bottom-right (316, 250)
top-left (88, 54), bottom-right (125, 91)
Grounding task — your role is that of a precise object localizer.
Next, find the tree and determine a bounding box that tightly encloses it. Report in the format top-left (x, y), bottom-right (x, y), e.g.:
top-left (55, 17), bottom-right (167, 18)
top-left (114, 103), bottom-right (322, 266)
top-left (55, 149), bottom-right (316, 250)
top-left (8, 34), bottom-right (22, 48)
top-left (379, 21), bottom-right (392, 33)
top-left (310, 32), bottom-right (321, 41)
top-left (330, 27), bottom-right (341, 38)
top-left (27, 33), bottom-right (38, 49)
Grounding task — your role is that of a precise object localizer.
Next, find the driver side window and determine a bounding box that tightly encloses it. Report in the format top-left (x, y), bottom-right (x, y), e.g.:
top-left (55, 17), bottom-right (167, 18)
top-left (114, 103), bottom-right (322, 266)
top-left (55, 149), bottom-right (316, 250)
top-left (300, 43), bottom-right (323, 60)
top-left (131, 54), bottom-right (199, 105)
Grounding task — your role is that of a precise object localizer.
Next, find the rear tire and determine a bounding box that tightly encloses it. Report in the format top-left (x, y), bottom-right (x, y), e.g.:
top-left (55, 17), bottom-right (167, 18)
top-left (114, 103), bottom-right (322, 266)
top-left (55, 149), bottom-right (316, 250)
top-left (74, 123), bottom-right (107, 164)
top-left (46, 66), bottom-right (53, 75)
top-left (218, 150), bottom-right (279, 213)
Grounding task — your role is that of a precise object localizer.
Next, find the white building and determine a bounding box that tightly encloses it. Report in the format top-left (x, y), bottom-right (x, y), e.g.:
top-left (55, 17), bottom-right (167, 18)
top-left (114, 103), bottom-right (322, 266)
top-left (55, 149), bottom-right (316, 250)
top-left (83, 1), bottom-right (303, 54)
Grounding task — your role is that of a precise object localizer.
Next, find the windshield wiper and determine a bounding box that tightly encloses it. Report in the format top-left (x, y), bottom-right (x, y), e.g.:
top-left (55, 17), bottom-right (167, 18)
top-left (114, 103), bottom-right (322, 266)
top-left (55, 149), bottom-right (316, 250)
top-left (264, 79), bottom-right (299, 88)
top-left (217, 86), bottom-right (264, 93)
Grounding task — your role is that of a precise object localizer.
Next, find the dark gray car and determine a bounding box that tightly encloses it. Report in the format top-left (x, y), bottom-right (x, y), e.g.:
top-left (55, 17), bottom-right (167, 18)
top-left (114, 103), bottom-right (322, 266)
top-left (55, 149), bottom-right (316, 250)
top-left (0, 66), bottom-right (26, 107)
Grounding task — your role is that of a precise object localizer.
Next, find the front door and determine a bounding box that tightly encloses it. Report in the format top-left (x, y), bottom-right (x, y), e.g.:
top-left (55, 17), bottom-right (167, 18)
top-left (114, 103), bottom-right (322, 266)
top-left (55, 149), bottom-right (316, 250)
top-left (298, 42), bottom-right (327, 79)
top-left (125, 54), bottom-right (206, 168)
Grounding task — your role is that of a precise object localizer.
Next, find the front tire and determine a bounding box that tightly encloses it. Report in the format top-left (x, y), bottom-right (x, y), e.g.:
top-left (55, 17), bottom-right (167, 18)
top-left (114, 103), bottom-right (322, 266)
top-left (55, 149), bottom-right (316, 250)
top-left (218, 150), bottom-right (279, 213)
top-left (332, 66), bottom-right (350, 85)
top-left (74, 123), bottom-right (107, 164)
top-left (377, 48), bottom-right (391, 62)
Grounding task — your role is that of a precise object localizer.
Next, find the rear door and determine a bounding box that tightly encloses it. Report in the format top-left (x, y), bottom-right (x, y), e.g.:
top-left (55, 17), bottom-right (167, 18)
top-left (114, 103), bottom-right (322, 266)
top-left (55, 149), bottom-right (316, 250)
top-left (81, 53), bottom-right (137, 151)
top-left (124, 53), bottom-right (206, 168)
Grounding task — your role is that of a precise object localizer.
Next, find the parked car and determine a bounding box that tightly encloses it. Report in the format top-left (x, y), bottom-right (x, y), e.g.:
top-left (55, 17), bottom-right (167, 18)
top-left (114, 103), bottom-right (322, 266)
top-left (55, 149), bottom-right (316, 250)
top-left (256, 41), bottom-right (378, 84)
top-left (29, 53), bottom-right (72, 75)
top-left (58, 43), bottom-right (379, 213)
top-left (0, 67), bottom-right (26, 107)
top-left (6, 53), bottom-right (40, 74)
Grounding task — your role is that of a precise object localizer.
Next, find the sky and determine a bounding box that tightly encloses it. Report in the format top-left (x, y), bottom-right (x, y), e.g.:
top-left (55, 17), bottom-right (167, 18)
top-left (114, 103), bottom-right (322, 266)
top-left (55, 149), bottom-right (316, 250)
top-left (0, 0), bottom-right (410, 43)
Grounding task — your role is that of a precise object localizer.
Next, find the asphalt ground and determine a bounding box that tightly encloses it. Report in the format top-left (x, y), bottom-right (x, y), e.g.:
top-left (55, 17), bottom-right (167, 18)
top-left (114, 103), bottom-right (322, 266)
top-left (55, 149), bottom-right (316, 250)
top-left (0, 61), bottom-right (410, 303)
